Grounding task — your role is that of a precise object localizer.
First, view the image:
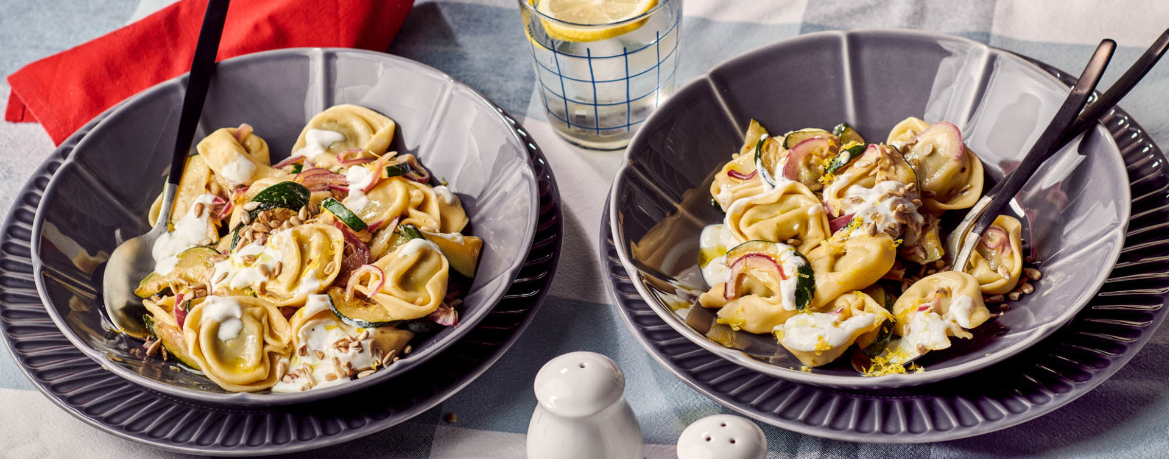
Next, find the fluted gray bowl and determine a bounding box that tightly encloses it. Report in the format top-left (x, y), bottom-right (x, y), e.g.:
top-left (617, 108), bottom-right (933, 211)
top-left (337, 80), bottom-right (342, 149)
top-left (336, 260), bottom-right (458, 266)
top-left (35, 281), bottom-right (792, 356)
top-left (608, 29), bottom-right (1130, 389)
top-left (30, 48), bottom-right (539, 405)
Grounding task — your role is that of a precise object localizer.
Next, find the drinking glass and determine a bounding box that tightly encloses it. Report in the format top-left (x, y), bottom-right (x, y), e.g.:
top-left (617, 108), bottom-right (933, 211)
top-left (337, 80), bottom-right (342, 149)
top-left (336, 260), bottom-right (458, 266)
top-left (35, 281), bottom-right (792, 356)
top-left (518, 0), bottom-right (684, 150)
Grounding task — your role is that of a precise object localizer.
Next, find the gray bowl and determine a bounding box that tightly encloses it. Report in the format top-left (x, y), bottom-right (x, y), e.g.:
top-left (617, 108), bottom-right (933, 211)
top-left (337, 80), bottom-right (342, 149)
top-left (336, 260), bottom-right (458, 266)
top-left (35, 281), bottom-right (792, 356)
top-left (30, 48), bottom-right (539, 405)
top-left (608, 29), bottom-right (1131, 389)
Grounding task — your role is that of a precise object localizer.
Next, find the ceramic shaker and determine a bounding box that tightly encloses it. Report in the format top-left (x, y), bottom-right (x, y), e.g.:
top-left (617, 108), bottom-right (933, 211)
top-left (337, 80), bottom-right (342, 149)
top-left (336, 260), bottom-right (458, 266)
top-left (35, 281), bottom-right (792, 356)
top-left (676, 414), bottom-right (767, 459)
top-left (526, 351), bottom-right (643, 459)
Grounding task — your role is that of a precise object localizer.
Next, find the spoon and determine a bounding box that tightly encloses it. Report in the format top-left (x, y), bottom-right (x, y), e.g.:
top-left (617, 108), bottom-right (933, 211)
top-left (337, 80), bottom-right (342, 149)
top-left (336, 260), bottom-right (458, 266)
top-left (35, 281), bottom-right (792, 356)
top-left (102, 0), bottom-right (231, 339)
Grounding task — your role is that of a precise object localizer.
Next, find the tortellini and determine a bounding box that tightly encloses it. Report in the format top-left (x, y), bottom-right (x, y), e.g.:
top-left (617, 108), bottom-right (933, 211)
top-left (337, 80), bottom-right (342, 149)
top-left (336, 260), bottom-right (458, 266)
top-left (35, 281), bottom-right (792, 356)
top-left (725, 181), bottom-right (830, 254)
top-left (822, 144), bottom-right (918, 218)
top-left (891, 271), bottom-right (990, 355)
top-left (351, 177), bottom-right (469, 234)
top-left (183, 296), bottom-right (292, 392)
top-left (209, 224), bottom-right (345, 307)
top-left (291, 104), bottom-right (397, 169)
top-left (886, 116), bottom-right (931, 148)
top-left (966, 215), bottom-right (1024, 294)
top-left (710, 120), bottom-right (770, 210)
top-left (806, 234), bottom-right (897, 308)
top-left (149, 154), bottom-right (214, 227)
top-left (197, 127), bottom-right (283, 187)
top-left (353, 238), bottom-right (450, 321)
top-left (900, 121), bottom-right (984, 212)
top-left (710, 152), bottom-right (766, 210)
top-left (776, 291), bottom-right (891, 367)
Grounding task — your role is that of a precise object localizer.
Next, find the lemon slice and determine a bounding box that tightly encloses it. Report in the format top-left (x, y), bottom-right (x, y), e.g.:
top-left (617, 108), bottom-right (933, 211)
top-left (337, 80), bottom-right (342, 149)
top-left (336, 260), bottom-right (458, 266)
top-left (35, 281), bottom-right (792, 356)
top-left (535, 0), bottom-right (658, 42)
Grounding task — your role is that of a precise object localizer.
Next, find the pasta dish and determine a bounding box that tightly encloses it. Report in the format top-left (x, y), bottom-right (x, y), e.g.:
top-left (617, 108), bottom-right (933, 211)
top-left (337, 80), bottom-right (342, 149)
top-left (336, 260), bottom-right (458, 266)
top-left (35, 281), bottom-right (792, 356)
top-left (697, 118), bottom-right (1041, 374)
top-left (135, 104), bottom-right (481, 392)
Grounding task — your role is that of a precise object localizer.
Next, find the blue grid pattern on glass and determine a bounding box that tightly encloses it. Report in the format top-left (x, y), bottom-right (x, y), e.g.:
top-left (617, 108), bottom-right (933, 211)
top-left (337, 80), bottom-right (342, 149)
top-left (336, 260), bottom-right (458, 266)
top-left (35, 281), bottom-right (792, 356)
top-left (526, 14), bottom-right (681, 133)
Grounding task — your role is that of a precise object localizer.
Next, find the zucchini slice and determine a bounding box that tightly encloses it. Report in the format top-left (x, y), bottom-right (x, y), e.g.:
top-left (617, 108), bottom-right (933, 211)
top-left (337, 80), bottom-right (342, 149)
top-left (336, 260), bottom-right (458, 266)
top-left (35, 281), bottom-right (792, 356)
top-left (824, 142), bottom-right (867, 176)
top-left (859, 285), bottom-right (895, 357)
top-left (385, 161), bottom-right (411, 178)
top-left (753, 135), bottom-right (781, 187)
top-left (135, 246), bottom-right (222, 298)
top-left (230, 181), bottom-right (311, 250)
top-left (725, 240), bottom-right (815, 311)
top-left (782, 128), bottom-right (832, 150)
top-left (832, 123), bottom-right (865, 145)
top-left (326, 288), bottom-right (400, 328)
top-left (420, 230), bottom-right (482, 278)
top-left (154, 321), bottom-right (202, 370)
top-left (249, 181), bottom-right (310, 215)
top-left (386, 223), bottom-right (424, 253)
top-left (322, 197), bottom-right (367, 231)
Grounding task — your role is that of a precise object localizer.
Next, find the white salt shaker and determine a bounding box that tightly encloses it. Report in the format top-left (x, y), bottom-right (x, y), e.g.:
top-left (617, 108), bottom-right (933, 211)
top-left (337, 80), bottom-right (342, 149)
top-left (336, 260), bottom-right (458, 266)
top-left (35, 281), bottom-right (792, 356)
top-left (677, 414), bottom-right (767, 459)
top-left (526, 351), bottom-right (643, 459)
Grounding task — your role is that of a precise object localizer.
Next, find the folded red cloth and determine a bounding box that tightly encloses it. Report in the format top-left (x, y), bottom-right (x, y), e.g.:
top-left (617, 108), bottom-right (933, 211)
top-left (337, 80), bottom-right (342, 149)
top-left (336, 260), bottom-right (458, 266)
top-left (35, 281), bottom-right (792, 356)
top-left (5, 0), bottom-right (415, 145)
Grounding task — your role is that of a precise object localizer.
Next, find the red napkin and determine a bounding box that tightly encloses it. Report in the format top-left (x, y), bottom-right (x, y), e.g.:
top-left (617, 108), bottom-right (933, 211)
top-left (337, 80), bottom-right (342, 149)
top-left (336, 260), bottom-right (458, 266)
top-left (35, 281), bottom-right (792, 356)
top-left (5, 0), bottom-right (415, 145)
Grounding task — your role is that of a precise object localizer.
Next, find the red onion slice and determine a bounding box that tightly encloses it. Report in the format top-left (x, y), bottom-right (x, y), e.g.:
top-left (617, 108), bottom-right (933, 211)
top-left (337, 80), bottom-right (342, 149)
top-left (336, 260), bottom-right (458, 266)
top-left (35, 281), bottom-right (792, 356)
top-left (980, 227), bottom-right (1011, 256)
top-left (272, 155), bottom-right (305, 169)
top-left (339, 157), bottom-right (375, 167)
top-left (829, 213), bottom-right (855, 233)
top-left (297, 168), bottom-right (348, 192)
top-left (345, 265), bottom-right (385, 301)
top-left (724, 253), bottom-right (787, 299)
top-left (233, 123), bottom-right (253, 144)
top-left (337, 148), bottom-right (366, 162)
top-left (785, 137), bottom-right (831, 181)
top-left (173, 293), bottom-right (187, 330)
top-left (427, 304), bottom-right (459, 326)
top-left (727, 169), bottom-right (757, 180)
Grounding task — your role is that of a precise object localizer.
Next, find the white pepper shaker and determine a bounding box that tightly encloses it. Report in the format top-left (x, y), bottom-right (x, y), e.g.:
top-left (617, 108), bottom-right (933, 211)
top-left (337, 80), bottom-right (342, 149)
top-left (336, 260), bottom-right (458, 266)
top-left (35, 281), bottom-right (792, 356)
top-left (677, 414), bottom-right (767, 459)
top-left (526, 351), bottom-right (643, 459)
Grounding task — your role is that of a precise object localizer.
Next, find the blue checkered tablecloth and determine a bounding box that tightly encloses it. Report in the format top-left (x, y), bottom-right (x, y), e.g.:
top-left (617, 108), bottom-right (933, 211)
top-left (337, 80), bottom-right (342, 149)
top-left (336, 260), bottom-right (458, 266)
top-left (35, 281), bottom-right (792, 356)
top-left (2, 1), bottom-right (1168, 457)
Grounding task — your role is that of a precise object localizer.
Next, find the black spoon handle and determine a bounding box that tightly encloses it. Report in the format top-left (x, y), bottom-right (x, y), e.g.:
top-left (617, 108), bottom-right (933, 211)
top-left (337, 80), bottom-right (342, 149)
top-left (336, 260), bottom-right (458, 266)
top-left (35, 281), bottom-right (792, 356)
top-left (167, 0), bottom-right (231, 186)
top-left (967, 39), bottom-right (1115, 239)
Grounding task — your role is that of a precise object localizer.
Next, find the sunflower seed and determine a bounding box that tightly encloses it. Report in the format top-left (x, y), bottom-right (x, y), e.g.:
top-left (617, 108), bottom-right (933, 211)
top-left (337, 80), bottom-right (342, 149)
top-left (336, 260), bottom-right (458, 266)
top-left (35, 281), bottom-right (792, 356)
top-left (324, 261), bottom-right (336, 275)
top-left (313, 350), bottom-right (326, 360)
top-left (325, 373), bottom-right (338, 382)
top-left (290, 216), bottom-right (301, 226)
top-left (986, 295), bottom-right (1005, 304)
top-left (273, 261), bottom-right (283, 278)
top-left (299, 206), bottom-right (309, 220)
top-left (243, 202), bottom-right (260, 211)
top-left (356, 330), bottom-right (369, 341)
top-left (911, 199), bottom-right (923, 207)
top-left (1024, 268), bottom-right (1042, 281)
top-left (258, 211), bottom-right (270, 225)
top-left (357, 370), bottom-right (375, 379)
top-left (146, 339), bottom-right (162, 357)
top-left (332, 356), bottom-right (341, 366)
top-left (403, 345), bottom-right (413, 355)
top-left (258, 264), bottom-right (271, 278)
top-left (298, 345), bottom-right (307, 357)
top-left (1020, 283), bottom-right (1034, 295)
top-left (1008, 292), bottom-right (1021, 301)
top-left (214, 271), bottom-right (229, 284)
top-left (194, 202), bottom-right (206, 218)
top-left (276, 360), bottom-right (288, 379)
top-left (242, 255), bottom-right (257, 265)
top-left (281, 374), bottom-right (294, 384)
top-left (241, 212), bottom-right (253, 225)
top-left (381, 350), bottom-right (396, 366)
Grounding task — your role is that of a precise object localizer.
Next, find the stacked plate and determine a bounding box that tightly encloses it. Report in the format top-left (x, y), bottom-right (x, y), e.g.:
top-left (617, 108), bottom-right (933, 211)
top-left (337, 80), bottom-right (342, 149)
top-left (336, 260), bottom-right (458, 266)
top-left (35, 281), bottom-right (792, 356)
top-left (0, 49), bottom-right (563, 453)
top-left (603, 29), bottom-right (1169, 441)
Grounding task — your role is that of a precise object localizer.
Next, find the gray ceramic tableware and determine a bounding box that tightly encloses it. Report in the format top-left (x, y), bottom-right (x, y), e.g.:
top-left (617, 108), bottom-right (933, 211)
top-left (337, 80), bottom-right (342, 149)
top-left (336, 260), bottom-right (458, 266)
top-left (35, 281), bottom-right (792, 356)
top-left (29, 48), bottom-right (540, 405)
top-left (609, 29), bottom-right (1131, 389)
top-left (0, 97), bottom-right (562, 454)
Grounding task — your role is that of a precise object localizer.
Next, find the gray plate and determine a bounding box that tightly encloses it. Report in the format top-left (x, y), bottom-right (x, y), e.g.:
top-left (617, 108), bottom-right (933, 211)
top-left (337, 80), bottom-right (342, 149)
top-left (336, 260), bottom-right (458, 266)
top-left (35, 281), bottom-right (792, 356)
top-left (608, 29), bottom-right (1132, 389)
top-left (28, 49), bottom-right (540, 405)
top-left (0, 90), bottom-right (562, 454)
top-left (601, 55), bottom-right (1169, 442)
